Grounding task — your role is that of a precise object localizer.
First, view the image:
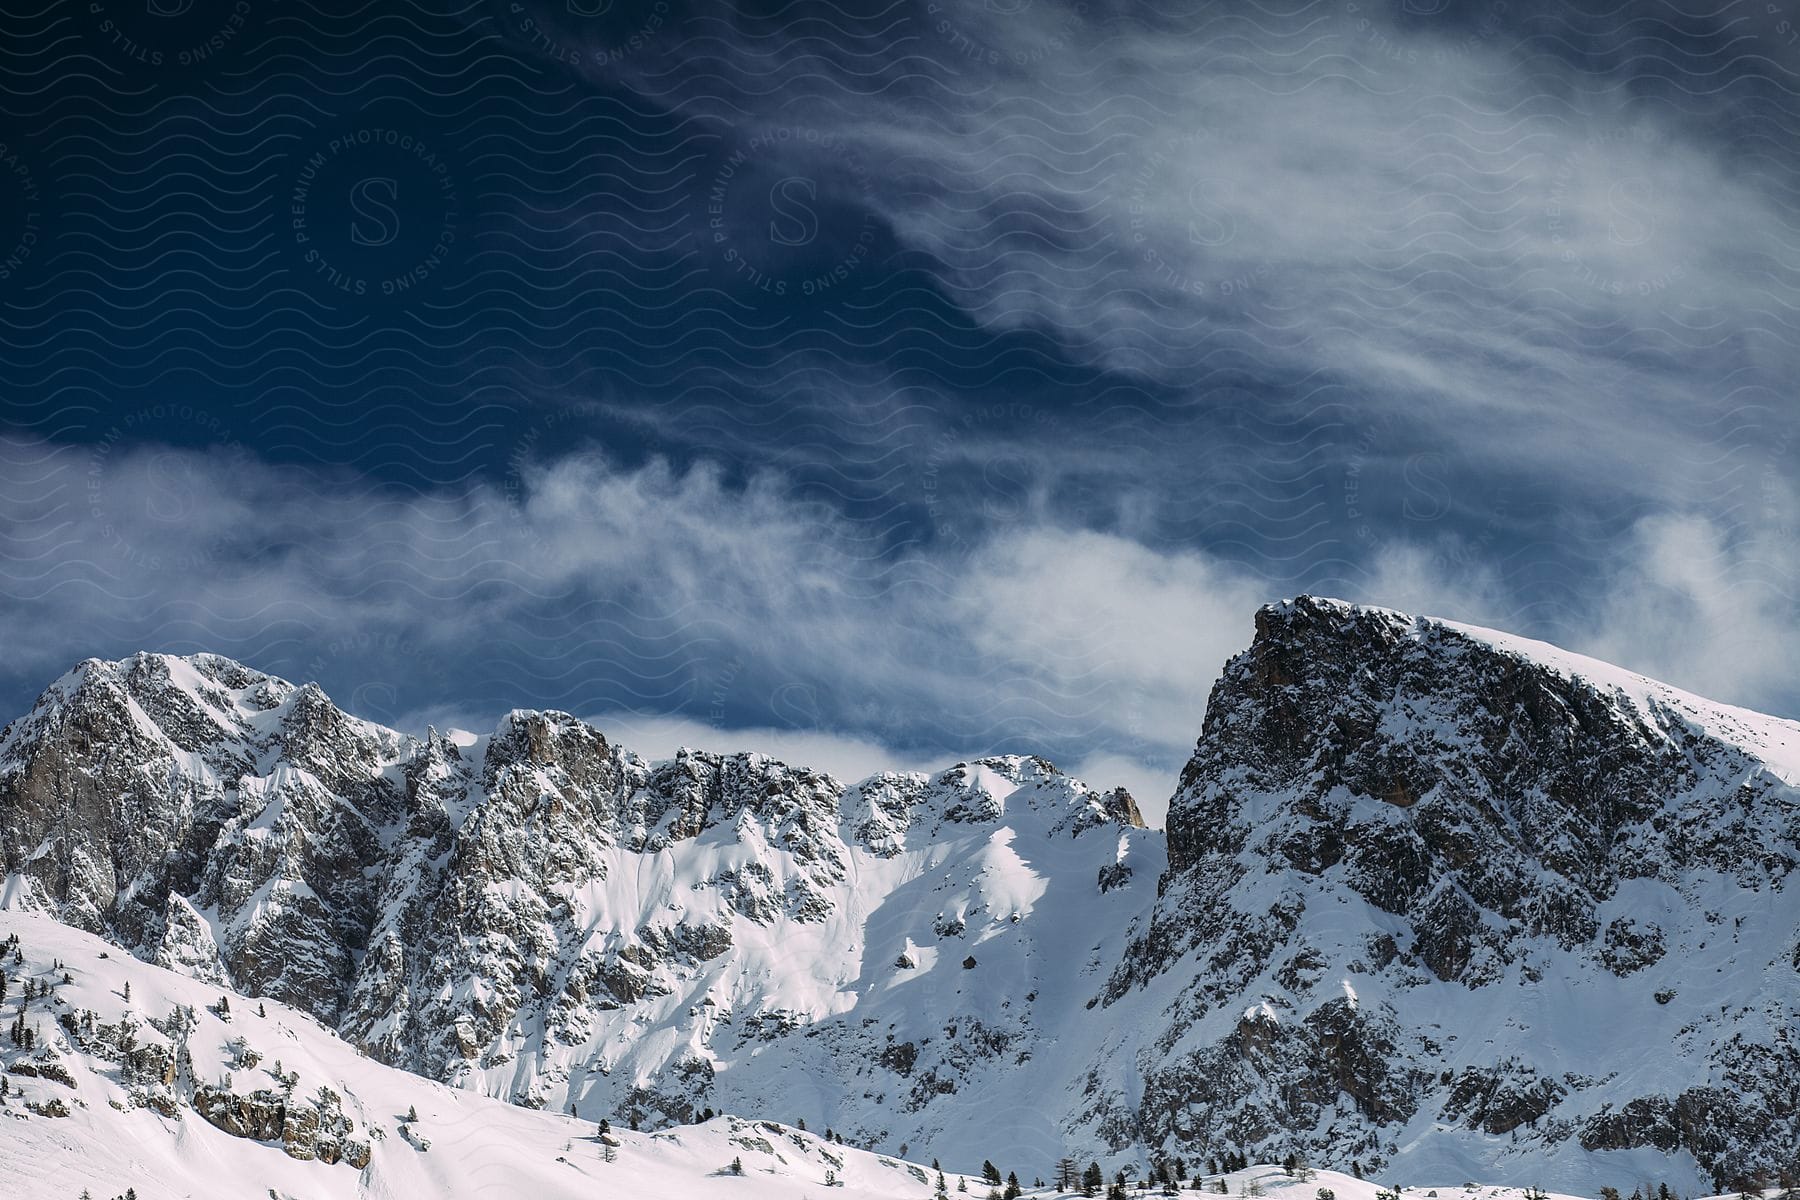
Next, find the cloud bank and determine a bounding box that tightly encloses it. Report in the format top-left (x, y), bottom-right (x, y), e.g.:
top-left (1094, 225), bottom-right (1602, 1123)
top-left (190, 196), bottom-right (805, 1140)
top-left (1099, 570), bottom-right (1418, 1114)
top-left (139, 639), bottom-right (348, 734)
top-left (4, 431), bottom-right (1795, 827)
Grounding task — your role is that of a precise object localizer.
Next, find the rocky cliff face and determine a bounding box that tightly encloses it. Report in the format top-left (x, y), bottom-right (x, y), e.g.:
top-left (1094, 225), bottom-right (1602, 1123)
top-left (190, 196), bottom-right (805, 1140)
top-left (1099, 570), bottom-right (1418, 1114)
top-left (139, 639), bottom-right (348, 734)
top-left (0, 650), bottom-right (1157, 1166)
top-left (1105, 597), bottom-right (1800, 1189)
top-left (0, 654), bottom-right (415, 1026)
top-left (3, 600), bottom-right (1798, 1191)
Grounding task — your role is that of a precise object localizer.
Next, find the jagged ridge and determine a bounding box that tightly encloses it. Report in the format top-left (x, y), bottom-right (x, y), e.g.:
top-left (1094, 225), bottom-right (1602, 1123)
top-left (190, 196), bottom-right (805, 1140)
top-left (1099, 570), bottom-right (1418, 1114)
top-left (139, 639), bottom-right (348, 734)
top-left (0, 648), bottom-right (1155, 1169)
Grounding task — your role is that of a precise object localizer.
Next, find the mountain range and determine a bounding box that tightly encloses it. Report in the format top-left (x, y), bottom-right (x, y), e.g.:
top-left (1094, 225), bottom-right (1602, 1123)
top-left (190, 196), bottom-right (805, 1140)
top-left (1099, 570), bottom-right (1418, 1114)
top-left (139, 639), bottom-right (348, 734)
top-left (3, 596), bottom-right (1797, 1194)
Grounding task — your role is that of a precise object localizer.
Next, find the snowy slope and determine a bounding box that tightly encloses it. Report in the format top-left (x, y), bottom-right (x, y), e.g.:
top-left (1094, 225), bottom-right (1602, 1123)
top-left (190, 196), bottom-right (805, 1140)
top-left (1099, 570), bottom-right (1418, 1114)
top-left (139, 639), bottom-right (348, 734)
top-left (2, 909), bottom-right (1653, 1200)
top-left (0, 909), bottom-right (980, 1199)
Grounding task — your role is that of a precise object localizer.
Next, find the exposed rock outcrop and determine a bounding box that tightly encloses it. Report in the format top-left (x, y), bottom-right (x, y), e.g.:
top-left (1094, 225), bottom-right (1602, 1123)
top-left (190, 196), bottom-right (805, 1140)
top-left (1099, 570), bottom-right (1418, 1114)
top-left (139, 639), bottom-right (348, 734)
top-left (1108, 597), bottom-right (1800, 1186)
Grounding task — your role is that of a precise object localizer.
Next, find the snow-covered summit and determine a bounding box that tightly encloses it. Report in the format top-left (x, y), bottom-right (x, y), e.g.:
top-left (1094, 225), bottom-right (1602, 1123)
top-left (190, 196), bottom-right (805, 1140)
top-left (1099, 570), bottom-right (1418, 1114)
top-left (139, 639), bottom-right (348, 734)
top-left (1268, 596), bottom-right (1800, 785)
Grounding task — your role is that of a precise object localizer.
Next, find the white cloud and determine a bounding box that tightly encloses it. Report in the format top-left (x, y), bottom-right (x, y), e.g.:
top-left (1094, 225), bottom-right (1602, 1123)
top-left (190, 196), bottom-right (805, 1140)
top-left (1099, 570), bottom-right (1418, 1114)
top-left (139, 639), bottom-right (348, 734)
top-left (1584, 508), bottom-right (1800, 713)
top-left (0, 437), bottom-right (1266, 775)
top-left (4, 430), bottom-right (1795, 811)
top-left (1353, 540), bottom-right (1513, 631)
top-left (945, 527), bottom-right (1264, 752)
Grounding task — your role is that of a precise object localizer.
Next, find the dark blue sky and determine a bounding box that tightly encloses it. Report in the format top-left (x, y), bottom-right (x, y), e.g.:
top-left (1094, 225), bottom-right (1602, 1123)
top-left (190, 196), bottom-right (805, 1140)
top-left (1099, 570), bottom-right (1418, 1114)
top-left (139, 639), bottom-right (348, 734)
top-left (2, 0), bottom-right (1797, 820)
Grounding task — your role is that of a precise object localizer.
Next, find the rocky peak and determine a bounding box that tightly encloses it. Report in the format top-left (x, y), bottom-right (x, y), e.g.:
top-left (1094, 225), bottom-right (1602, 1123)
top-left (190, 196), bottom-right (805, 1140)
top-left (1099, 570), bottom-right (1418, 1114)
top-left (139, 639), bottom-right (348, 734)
top-left (486, 709), bottom-right (611, 777)
top-left (1117, 596), bottom-right (1800, 1185)
top-left (1099, 786), bottom-right (1145, 828)
top-left (630, 747), bottom-right (842, 850)
top-left (1168, 595), bottom-right (1800, 886)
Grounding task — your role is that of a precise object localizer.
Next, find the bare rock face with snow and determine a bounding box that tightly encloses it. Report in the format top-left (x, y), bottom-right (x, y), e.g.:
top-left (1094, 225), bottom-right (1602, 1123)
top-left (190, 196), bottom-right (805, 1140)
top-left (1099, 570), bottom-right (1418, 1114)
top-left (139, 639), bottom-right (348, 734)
top-left (1107, 597), bottom-right (1800, 1187)
top-left (3, 597), bottom-right (1798, 1191)
top-left (0, 651), bottom-right (1156, 1162)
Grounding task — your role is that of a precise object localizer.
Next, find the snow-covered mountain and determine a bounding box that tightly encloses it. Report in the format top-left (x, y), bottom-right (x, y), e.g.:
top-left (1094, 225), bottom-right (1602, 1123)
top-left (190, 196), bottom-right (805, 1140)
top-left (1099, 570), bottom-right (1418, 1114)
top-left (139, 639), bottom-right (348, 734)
top-left (3, 596), bottom-right (1798, 1193)
top-left (1100, 598), bottom-right (1800, 1191)
top-left (4, 910), bottom-right (1642, 1200)
top-left (0, 647), bottom-right (1158, 1175)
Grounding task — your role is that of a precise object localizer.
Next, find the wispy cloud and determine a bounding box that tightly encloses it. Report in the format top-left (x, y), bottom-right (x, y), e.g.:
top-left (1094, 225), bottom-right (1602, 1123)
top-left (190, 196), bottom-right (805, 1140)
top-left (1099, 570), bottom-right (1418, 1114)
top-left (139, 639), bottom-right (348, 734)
top-left (563, 0), bottom-right (1800, 681)
top-left (4, 430), bottom-right (1795, 827)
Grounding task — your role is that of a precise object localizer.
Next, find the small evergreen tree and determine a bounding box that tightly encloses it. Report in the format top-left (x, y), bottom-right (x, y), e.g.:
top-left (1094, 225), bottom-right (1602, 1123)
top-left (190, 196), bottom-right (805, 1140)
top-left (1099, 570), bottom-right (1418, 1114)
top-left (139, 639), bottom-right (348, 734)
top-left (1083, 1162), bottom-right (1105, 1198)
top-left (985, 1161), bottom-right (1004, 1186)
top-left (122, 981), bottom-right (130, 1002)
top-left (1057, 1158), bottom-right (1078, 1192)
